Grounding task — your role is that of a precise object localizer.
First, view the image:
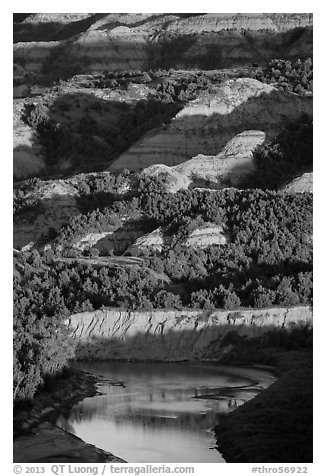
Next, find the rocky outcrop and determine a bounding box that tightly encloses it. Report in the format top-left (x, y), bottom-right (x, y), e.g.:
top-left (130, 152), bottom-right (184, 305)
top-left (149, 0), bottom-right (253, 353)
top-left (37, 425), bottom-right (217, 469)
top-left (282, 172), bottom-right (313, 194)
top-left (68, 306), bottom-right (312, 361)
top-left (185, 224), bottom-right (228, 247)
top-left (126, 228), bottom-right (164, 253)
top-left (126, 223), bottom-right (228, 252)
top-left (73, 232), bottom-right (112, 251)
top-left (110, 78), bottom-right (312, 173)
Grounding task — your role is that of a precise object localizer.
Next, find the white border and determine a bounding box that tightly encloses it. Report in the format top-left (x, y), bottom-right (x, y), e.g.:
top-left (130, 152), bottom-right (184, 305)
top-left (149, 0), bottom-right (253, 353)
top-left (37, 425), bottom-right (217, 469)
top-left (4, 3), bottom-right (322, 474)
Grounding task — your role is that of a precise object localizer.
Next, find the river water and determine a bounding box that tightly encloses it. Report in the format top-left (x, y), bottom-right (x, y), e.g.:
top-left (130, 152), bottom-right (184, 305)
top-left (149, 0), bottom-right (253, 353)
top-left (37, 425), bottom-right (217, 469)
top-left (56, 362), bottom-right (274, 463)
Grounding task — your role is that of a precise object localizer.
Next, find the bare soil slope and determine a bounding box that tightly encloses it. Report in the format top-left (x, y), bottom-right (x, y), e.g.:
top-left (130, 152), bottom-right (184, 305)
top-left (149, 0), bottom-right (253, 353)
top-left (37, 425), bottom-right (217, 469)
top-left (110, 78), bottom-right (312, 173)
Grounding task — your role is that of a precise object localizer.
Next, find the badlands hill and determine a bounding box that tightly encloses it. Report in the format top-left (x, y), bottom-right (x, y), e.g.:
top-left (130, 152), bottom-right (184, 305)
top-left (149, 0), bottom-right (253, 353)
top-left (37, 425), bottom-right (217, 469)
top-left (13, 13), bottom-right (313, 183)
top-left (13, 13), bottom-right (312, 83)
top-left (110, 78), bottom-right (312, 173)
top-left (13, 74), bottom-right (312, 248)
top-left (13, 14), bottom-right (313, 252)
top-left (141, 131), bottom-right (266, 192)
top-left (282, 172), bottom-right (313, 193)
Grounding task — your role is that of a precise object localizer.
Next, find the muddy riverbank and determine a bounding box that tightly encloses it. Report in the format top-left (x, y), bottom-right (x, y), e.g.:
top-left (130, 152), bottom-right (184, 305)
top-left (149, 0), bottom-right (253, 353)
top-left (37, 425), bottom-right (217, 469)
top-left (13, 369), bottom-right (126, 463)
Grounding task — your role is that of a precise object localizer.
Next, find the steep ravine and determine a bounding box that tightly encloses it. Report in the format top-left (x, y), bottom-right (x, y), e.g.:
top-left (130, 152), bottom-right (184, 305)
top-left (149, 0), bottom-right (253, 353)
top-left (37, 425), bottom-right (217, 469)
top-left (68, 305), bottom-right (312, 360)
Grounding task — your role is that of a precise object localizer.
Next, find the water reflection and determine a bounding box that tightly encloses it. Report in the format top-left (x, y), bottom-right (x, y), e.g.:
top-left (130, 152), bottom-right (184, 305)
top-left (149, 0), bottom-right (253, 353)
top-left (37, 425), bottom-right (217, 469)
top-left (57, 362), bottom-right (274, 463)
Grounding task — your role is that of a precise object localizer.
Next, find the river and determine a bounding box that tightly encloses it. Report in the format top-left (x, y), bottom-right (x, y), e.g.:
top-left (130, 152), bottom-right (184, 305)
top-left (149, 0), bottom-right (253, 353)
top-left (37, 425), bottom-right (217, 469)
top-left (56, 362), bottom-right (275, 463)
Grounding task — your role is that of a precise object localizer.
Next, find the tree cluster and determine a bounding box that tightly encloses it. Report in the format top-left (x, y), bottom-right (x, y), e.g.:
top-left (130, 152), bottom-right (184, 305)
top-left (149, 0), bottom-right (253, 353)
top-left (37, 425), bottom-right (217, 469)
top-left (54, 186), bottom-right (312, 309)
top-left (255, 57), bottom-right (313, 95)
top-left (14, 252), bottom-right (75, 401)
top-left (246, 114), bottom-right (313, 189)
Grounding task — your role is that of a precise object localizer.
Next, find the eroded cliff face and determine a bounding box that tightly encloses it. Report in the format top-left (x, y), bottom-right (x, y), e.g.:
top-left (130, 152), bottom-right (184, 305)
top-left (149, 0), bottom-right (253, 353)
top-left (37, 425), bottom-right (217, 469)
top-left (68, 306), bottom-right (312, 361)
top-left (13, 14), bottom-right (313, 76)
top-left (142, 130), bottom-right (266, 192)
top-left (110, 79), bottom-right (312, 172)
top-left (162, 13), bottom-right (312, 36)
